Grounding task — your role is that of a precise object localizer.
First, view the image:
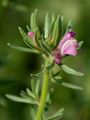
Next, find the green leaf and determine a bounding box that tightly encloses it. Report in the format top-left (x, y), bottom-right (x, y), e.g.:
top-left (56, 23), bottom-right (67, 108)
top-left (46, 61), bottom-right (54, 69)
top-left (31, 79), bottom-right (37, 95)
top-left (34, 28), bottom-right (41, 47)
top-left (30, 71), bottom-right (43, 97)
top-left (61, 82), bottom-right (83, 90)
top-left (30, 106), bottom-right (36, 120)
top-left (51, 15), bottom-right (60, 47)
top-left (20, 91), bottom-right (29, 98)
top-left (35, 79), bottom-right (41, 97)
top-left (39, 41), bottom-right (51, 55)
top-left (44, 13), bottom-right (51, 39)
top-left (31, 74), bottom-right (38, 79)
top-left (65, 19), bottom-right (72, 34)
top-left (30, 10), bottom-right (41, 46)
top-left (51, 14), bottom-right (55, 26)
top-left (7, 43), bottom-right (40, 54)
top-left (26, 25), bottom-right (31, 31)
top-left (52, 64), bottom-right (61, 76)
top-left (18, 27), bottom-right (35, 48)
top-left (79, 41), bottom-right (84, 48)
top-left (30, 9), bottom-right (38, 31)
top-left (46, 92), bottom-right (52, 106)
top-left (61, 64), bottom-right (84, 76)
top-left (51, 76), bottom-right (62, 84)
top-left (6, 94), bottom-right (39, 105)
top-left (60, 16), bottom-right (64, 36)
top-left (26, 88), bottom-right (36, 99)
top-left (54, 76), bottom-right (62, 80)
top-left (47, 108), bottom-right (64, 120)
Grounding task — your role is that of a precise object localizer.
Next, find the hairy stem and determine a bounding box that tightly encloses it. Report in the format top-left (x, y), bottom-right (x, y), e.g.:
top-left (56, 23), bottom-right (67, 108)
top-left (36, 60), bottom-right (49, 120)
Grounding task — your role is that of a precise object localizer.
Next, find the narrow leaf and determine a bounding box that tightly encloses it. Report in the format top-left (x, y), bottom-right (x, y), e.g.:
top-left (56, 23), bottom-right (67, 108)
top-left (6, 94), bottom-right (38, 105)
top-left (61, 82), bottom-right (83, 90)
top-left (51, 14), bottom-right (55, 26)
top-left (26, 88), bottom-right (36, 99)
top-left (54, 76), bottom-right (62, 80)
top-left (60, 16), bottom-right (64, 36)
top-left (65, 19), bottom-right (72, 34)
top-left (26, 25), bottom-right (31, 31)
top-left (39, 41), bottom-right (51, 55)
top-left (44, 13), bottom-right (51, 39)
top-left (30, 9), bottom-right (38, 31)
top-left (35, 79), bottom-right (41, 97)
top-left (30, 106), bottom-right (36, 120)
top-left (20, 91), bottom-right (28, 98)
top-left (79, 41), bottom-right (84, 48)
top-left (51, 15), bottom-right (60, 47)
top-left (61, 64), bottom-right (84, 76)
top-left (31, 79), bottom-right (36, 95)
top-left (48, 108), bottom-right (64, 120)
top-left (7, 43), bottom-right (40, 54)
top-left (34, 28), bottom-right (41, 47)
top-left (18, 27), bottom-right (35, 48)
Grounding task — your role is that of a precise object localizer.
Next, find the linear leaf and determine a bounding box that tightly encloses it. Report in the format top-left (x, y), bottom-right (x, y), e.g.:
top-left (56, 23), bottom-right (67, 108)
top-left (34, 28), bottom-right (41, 47)
top-left (53, 15), bottom-right (60, 46)
top-left (61, 64), bottom-right (84, 76)
top-left (7, 43), bottom-right (40, 54)
top-left (26, 25), bottom-right (31, 31)
top-left (35, 79), bottom-right (41, 97)
top-left (44, 13), bottom-right (51, 39)
top-left (31, 79), bottom-right (37, 95)
top-left (26, 88), bottom-right (36, 99)
top-left (6, 94), bottom-right (38, 105)
top-left (51, 15), bottom-right (60, 47)
top-left (30, 106), bottom-right (36, 120)
top-left (30, 9), bottom-right (38, 31)
top-left (65, 19), bottom-right (72, 34)
top-left (60, 16), bottom-right (63, 37)
top-left (79, 41), bottom-right (84, 48)
top-left (61, 82), bottom-right (83, 90)
top-left (48, 108), bottom-right (64, 120)
top-left (40, 41), bottom-right (51, 55)
top-left (18, 27), bottom-right (35, 48)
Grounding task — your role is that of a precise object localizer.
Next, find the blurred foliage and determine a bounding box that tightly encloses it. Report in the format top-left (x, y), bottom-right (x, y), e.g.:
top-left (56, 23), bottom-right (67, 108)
top-left (0, 0), bottom-right (90, 120)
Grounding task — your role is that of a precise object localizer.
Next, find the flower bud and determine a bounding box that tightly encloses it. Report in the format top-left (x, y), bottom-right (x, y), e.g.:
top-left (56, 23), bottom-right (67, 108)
top-left (28, 32), bottom-right (34, 39)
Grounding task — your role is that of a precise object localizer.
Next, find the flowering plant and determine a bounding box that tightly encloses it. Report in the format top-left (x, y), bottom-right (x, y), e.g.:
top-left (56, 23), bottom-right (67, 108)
top-left (6, 10), bottom-right (84, 120)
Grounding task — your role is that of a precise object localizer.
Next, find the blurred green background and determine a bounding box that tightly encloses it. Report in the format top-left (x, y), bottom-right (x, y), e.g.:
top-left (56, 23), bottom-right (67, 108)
top-left (0, 0), bottom-right (90, 120)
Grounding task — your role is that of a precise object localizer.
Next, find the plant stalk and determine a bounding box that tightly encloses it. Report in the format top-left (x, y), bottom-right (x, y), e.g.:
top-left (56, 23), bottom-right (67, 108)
top-left (36, 60), bottom-right (49, 120)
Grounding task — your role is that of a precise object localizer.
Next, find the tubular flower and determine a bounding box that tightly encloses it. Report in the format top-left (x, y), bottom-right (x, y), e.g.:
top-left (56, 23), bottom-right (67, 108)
top-left (53, 32), bottom-right (79, 64)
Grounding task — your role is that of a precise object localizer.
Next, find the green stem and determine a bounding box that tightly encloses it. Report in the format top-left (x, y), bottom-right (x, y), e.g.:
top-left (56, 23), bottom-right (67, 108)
top-left (36, 60), bottom-right (49, 120)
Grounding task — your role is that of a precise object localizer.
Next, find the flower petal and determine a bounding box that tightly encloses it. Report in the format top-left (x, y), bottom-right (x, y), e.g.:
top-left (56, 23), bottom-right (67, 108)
top-left (60, 39), bottom-right (78, 56)
top-left (58, 32), bottom-right (76, 49)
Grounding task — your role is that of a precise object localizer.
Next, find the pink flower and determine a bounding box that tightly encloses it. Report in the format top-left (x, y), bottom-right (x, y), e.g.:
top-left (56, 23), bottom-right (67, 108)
top-left (28, 32), bottom-right (34, 39)
top-left (53, 32), bottom-right (79, 64)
